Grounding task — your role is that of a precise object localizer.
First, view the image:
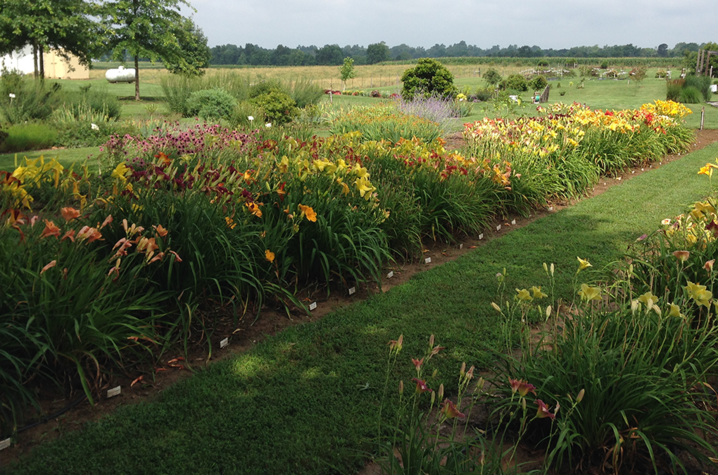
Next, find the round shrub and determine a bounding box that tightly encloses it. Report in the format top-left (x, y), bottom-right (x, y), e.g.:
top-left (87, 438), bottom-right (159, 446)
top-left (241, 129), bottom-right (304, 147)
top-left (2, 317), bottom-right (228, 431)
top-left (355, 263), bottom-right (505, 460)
top-left (537, 59), bottom-right (549, 67)
top-left (528, 75), bottom-right (548, 92)
top-left (186, 88), bottom-right (238, 121)
top-left (483, 68), bottom-right (502, 87)
top-left (501, 74), bottom-right (529, 92)
top-left (249, 90), bottom-right (298, 125)
top-left (401, 58), bottom-right (457, 101)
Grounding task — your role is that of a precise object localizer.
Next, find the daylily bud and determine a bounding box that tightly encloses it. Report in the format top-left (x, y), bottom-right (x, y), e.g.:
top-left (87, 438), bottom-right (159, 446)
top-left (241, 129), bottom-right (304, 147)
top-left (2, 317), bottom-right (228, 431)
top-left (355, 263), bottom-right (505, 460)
top-left (546, 306), bottom-right (552, 318)
top-left (431, 391), bottom-right (436, 405)
top-left (460, 362), bottom-right (466, 376)
top-left (399, 380), bottom-right (404, 395)
top-left (550, 263), bottom-right (555, 276)
top-left (432, 369), bottom-right (438, 378)
top-left (491, 302), bottom-right (502, 312)
top-left (521, 397), bottom-right (526, 412)
top-left (429, 334), bottom-right (435, 348)
top-left (438, 383), bottom-right (444, 401)
top-left (543, 262), bottom-right (548, 274)
top-left (576, 388), bottom-right (585, 403)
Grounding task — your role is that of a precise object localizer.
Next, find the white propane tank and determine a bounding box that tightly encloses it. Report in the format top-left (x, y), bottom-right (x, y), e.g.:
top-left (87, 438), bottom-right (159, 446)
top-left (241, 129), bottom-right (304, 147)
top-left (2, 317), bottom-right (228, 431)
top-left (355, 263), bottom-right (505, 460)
top-left (105, 65), bottom-right (136, 83)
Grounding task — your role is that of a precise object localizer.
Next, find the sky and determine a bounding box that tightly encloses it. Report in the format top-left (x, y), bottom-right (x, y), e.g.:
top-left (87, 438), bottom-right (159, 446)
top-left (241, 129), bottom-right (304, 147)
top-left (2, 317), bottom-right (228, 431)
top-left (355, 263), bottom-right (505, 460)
top-left (185, 0), bottom-right (715, 50)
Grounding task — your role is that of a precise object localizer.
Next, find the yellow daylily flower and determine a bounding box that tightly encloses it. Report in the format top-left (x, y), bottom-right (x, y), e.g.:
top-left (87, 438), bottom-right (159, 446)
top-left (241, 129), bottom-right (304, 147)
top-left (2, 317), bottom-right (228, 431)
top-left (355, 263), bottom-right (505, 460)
top-left (578, 283), bottom-right (601, 301)
top-left (637, 291), bottom-right (659, 308)
top-left (685, 281), bottom-right (712, 307)
top-left (577, 257), bottom-right (592, 272)
top-left (530, 286), bottom-right (548, 299)
top-left (668, 303), bottom-right (682, 318)
top-left (112, 163), bottom-right (130, 182)
top-left (515, 288), bottom-right (533, 302)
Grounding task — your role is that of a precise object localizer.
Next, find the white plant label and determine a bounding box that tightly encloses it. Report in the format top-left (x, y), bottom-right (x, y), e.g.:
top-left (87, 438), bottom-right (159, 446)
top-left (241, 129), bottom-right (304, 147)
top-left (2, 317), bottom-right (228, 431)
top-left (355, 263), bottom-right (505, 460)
top-left (348, 287), bottom-right (356, 295)
top-left (548, 207), bottom-right (554, 211)
top-left (0, 438), bottom-right (11, 450)
top-left (220, 338), bottom-right (229, 349)
top-left (496, 225), bottom-right (501, 231)
top-left (309, 302), bottom-right (317, 311)
top-left (511, 219), bottom-right (516, 225)
top-left (632, 171), bottom-right (635, 174)
top-left (387, 271), bottom-right (394, 279)
top-left (479, 234), bottom-right (484, 240)
top-left (459, 243), bottom-right (463, 249)
top-left (641, 168), bottom-right (644, 171)
top-left (107, 386), bottom-right (121, 398)
top-left (424, 257), bottom-right (432, 264)
top-left (617, 177), bottom-right (622, 181)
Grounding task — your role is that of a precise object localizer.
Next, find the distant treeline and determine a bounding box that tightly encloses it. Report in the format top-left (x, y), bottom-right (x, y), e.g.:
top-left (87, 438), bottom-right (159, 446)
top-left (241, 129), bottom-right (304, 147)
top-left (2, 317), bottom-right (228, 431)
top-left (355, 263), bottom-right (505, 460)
top-left (209, 41), bottom-right (707, 66)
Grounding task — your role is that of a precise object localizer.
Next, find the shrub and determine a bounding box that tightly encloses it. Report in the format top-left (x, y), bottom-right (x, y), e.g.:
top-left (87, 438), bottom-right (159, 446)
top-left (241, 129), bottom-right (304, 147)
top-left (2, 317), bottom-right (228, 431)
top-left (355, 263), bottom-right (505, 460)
top-left (500, 74), bottom-right (529, 92)
top-left (400, 58), bottom-right (457, 101)
top-left (684, 74), bottom-right (712, 101)
top-left (679, 86), bottom-right (703, 104)
top-left (483, 67), bottom-right (502, 86)
top-left (0, 123), bottom-right (58, 153)
top-left (63, 87), bottom-right (122, 121)
top-left (160, 72), bottom-right (250, 116)
top-left (655, 69), bottom-right (667, 78)
top-left (0, 74), bottom-right (65, 125)
top-left (248, 79), bottom-right (284, 99)
top-left (537, 59), bottom-right (549, 67)
top-left (186, 88), bottom-right (238, 121)
top-left (472, 87), bottom-right (494, 102)
top-left (667, 79), bottom-right (684, 101)
top-left (528, 75), bottom-right (548, 92)
top-left (249, 90), bottom-right (298, 125)
top-left (600, 60), bottom-right (609, 69)
top-left (288, 78), bottom-right (324, 108)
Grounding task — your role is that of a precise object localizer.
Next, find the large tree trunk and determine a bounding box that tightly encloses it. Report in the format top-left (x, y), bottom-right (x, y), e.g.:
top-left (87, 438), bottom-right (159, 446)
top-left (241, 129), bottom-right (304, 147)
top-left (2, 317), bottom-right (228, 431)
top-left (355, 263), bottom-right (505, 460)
top-left (32, 43), bottom-right (38, 78)
top-left (134, 55), bottom-right (140, 101)
top-left (39, 44), bottom-right (44, 81)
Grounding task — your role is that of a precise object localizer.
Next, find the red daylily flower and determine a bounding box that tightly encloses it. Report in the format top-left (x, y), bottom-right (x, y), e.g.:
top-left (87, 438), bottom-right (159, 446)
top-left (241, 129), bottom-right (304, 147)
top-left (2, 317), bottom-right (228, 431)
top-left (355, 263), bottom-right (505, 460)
top-left (412, 377), bottom-right (431, 394)
top-left (536, 399), bottom-right (556, 419)
top-left (440, 399), bottom-right (466, 419)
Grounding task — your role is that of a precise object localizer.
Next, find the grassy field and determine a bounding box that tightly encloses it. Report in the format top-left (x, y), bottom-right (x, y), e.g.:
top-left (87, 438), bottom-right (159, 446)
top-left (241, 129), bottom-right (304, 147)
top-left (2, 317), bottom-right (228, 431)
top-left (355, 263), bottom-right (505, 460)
top-left (0, 147), bottom-right (99, 172)
top-left (8, 137), bottom-right (718, 474)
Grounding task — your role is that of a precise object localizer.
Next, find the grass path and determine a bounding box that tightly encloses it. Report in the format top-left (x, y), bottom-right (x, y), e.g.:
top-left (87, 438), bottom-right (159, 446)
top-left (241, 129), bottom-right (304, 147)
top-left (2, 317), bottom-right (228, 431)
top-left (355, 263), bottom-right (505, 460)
top-left (7, 142), bottom-right (718, 474)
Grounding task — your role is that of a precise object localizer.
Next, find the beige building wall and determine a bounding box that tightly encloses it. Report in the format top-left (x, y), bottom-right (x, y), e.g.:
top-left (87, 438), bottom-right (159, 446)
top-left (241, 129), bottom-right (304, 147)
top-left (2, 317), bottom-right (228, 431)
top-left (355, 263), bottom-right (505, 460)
top-left (42, 50), bottom-right (89, 80)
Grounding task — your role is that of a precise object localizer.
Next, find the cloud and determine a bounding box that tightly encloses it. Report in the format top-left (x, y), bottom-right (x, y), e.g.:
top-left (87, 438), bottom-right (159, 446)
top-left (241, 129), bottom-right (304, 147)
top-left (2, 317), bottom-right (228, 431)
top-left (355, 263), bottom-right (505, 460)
top-left (188, 0), bottom-right (715, 50)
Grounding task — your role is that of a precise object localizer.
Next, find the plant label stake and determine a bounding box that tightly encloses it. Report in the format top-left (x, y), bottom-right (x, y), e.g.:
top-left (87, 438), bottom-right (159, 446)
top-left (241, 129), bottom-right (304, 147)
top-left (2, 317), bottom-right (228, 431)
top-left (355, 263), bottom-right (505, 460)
top-left (107, 386), bottom-right (121, 398)
top-left (309, 302), bottom-right (317, 311)
top-left (548, 207), bottom-right (553, 211)
top-left (0, 438), bottom-right (11, 450)
top-left (220, 338), bottom-right (229, 349)
top-left (511, 219), bottom-right (516, 225)
top-left (387, 271), bottom-right (394, 279)
top-left (459, 243), bottom-right (463, 249)
top-left (496, 225), bottom-right (501, 231)
top-left (425, 257), bottom-right (432, 264)
top-left (479, 234), bottom-right (484, 240)
top-left (348, 287), bottom-right (356, 295)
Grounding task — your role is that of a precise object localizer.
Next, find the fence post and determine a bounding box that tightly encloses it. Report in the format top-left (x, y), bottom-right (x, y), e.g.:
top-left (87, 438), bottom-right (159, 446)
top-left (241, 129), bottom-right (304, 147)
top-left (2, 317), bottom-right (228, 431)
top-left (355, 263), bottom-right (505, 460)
top-left (701, 106), bottom-right (705, 131)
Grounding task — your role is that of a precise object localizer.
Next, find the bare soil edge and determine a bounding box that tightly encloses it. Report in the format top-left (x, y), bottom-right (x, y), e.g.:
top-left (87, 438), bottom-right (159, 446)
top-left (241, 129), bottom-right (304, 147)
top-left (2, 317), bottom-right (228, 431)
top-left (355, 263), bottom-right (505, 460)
top-left (3, 129), bottom-right (718, 468)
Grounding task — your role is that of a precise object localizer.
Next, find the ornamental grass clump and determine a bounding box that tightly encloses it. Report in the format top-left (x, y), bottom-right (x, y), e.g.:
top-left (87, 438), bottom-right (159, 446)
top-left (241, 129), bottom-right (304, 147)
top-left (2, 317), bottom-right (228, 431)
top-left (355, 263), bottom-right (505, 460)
top-left (330, 104), bottom-right (443, 143)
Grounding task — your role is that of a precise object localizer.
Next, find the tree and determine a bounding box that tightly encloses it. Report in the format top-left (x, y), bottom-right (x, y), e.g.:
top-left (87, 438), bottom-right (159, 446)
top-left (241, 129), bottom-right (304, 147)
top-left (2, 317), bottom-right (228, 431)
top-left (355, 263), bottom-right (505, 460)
top-left (101, 0), bottom-right (195, 101)
top-left (400, 58), bottom-right (457, 100)
top-left (657, 43), bottom-right (668, 57)
top-left (366, 42), bottom-right (390, 64)
top-left (0, 0), bottom-right (102, 78)
top-left (339, 57), bottom-right (355, 91)
top-left (163, 17), bottom-right (210, 76)
top-left (483, 68), bottom-right (502, 87)
top-left (315, 44), bottom-right (343, 65)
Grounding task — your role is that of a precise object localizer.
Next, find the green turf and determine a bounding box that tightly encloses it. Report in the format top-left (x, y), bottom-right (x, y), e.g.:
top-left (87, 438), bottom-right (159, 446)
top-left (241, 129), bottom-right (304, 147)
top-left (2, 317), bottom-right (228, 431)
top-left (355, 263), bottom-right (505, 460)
top-left (0, 147), bottom-right (100, 172)
top-left (8, 137), bottom-right (718, 474)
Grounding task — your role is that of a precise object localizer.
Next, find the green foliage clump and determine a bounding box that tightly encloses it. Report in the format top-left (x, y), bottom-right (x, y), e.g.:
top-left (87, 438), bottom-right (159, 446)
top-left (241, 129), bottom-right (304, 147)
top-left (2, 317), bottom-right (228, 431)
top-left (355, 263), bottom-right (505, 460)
top-left (0, 123), bottom-right (58, 153)
top-left (500, 74), bottom-right (529, 92)
top-left (249, 90), bottom-right (298, 125)
top-left (528, 75), bottom-right (548, 92)
top-left (679, 86), bottom-right (703, 104)
top-left (0, 71), bottom-right (64, 124)
top-left (666, 79), bottom-right (684, 101)
top-left (186, 88), bottom-right (238, 121)
top-left (483, 68), bottom-right (502, 87)
top-left (401, 58), bottom-right (457, 101)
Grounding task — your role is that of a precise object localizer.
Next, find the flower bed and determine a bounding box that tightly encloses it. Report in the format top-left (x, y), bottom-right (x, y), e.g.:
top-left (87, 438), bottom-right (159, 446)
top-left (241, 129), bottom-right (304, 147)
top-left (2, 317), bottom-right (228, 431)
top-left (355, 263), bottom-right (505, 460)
top-left (0, 101), bottom-right (694, 436)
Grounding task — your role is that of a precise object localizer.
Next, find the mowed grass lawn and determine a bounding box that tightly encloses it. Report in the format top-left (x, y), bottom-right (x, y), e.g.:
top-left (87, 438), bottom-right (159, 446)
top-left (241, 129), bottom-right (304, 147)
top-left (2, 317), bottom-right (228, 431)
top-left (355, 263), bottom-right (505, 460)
top-left (8, 134), bottom-right (718, 474)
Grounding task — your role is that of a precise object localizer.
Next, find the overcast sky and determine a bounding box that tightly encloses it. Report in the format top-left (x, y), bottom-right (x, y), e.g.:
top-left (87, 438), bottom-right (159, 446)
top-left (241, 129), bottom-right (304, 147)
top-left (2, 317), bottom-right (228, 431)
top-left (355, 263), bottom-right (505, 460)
top-left (185, 0), bottom-right (714, 50)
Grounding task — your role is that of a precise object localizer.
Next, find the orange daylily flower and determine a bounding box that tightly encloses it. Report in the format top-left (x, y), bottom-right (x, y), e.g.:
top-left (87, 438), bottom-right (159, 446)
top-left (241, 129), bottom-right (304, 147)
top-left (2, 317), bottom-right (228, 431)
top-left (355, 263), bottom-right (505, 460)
top-left (61, 207), bottom-right (80, 222)
top-left (265, 249), bottom-right (275, 262)
top-left (100, 215), bottom-right (113, 229)
top-left (169, 250), bottom-right (182, 262)
top-left (298, 204), bottom-right (317, 222)
top-left (40, 260), bottom-right (57, 275)
top-left (153, 224), bottom-right (168, 237)
top-left (77, 226), bottom-right (102, 243)
top-left (61, 230), bottom-right (76, 242)
top-left (246, 202), bottom-right (262, 218)
top-left (40, 220), bottom-right (61, 239)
